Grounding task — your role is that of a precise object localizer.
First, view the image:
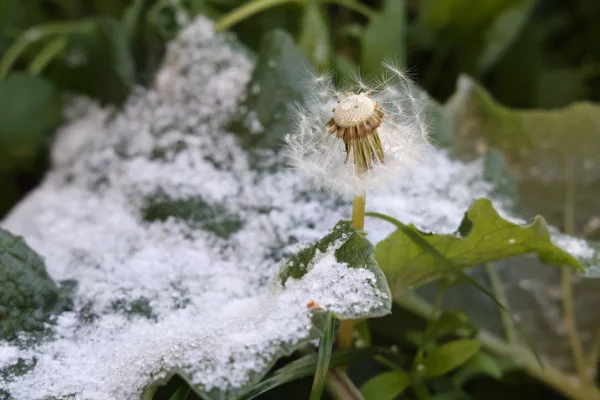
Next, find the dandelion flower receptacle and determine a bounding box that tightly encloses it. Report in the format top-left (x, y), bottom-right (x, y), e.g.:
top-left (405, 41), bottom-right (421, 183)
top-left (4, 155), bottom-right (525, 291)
top-left (285, 62), bottom-right (431, 197)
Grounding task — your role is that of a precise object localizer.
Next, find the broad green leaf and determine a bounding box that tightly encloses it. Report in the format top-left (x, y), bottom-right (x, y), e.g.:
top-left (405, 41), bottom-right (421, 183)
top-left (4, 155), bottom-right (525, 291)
top-left (373, 198), bottom-right (584, 291)
top-left (229, 29), bottom-right (313, 149)
top-left (47, 17), bottom-right (135, 105)
top-left (361, 0), bottom-right (406, 73)
top-left (451, 352), bottom-right (507, 386)
top-left (476, 0), bottom-right (535, 74)
top-left (421, 339), bottom-right (481, 378)
top-left (298, 0), bottom-right (331, 69)
top-left (360, 370), bottom-right (411, 400)
top-left (279, 220), bottom-right (392, 319)
top-left (0, 228), bottom-right (71, 340)
top-left (0, 73), bottom-right (62, 172)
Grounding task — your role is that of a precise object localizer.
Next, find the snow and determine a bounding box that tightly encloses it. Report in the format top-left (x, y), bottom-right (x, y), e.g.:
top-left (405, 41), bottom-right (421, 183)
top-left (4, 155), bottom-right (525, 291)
top-left (0, 15), bottom-right (597, 400)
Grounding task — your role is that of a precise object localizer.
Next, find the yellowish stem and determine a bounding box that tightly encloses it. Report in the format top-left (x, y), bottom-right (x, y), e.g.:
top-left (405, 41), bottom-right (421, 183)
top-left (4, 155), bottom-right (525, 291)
top-left (351, 193), bottom-right (366, 230)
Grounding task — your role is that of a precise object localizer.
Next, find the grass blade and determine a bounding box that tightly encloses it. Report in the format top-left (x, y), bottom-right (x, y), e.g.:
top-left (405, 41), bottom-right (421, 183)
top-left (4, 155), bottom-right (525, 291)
top-left (309, 312), bottom-right (336, 400)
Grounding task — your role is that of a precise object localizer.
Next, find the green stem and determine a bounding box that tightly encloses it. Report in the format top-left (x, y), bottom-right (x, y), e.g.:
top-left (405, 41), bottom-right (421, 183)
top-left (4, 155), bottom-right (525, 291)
top-left (587, 324), bottom-right (600, 381)
top-left (561, 157), bottom-right (590, 385)
top-left (28, 35), bottom-right (68, 75)
top-left (214, 0), bottom-right (301, 31)
top-left (396, 292), bottom-right (600, 400)
top-left (310, 312), bottom-right (336, 400)
top-left (0, 21), bottom-right (93, 79)
top-left (485, 264), bottom-right (517, 344)
top-left (214, 0), bottom-right (377, 32)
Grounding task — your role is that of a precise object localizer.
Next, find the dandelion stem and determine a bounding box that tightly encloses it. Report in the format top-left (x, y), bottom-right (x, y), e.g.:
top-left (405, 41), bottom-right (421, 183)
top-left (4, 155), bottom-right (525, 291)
top-left (338, 193), bottom-right (367, 360)
top-left (351, 192), bottom-right (366, 230)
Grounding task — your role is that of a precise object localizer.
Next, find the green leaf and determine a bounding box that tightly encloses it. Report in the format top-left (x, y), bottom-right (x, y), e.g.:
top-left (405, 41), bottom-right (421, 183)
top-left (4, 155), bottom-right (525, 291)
top-left (424, 311), bottom-right (477, 342)
top-left (373, 198), bottom-right (584, 291)
top-left (279, 220), bottom-right (391, 319)
top-left (309, 312), bottom-right (335, 400)
top-left (360, 370), bottom-right (411, 400)
top-left (476, 0), bottom-right (535, 74)
top-left (421, 339), bottom-right (481, 378)
top-left (298, 0), bottom-right (331, 69)
top-left (0, 228), bottom-right (71, 340)
top-left (48, 17), bottom-right (135, 105)
top-left (451, 352), bottom-right (507, 386)
top-left (0, 73), bottom-right (62, 172)
top-left (229, 29), bottom-right (314, 149)
top-left (361, 0), bottom-right (406, 73)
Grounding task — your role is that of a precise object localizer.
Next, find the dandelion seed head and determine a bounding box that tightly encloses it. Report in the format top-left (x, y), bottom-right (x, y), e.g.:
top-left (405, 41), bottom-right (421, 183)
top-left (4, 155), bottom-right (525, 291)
top-left (284, 62), bottom-right (431, 196)
top-left (333, 93), bottom-right (376, 128)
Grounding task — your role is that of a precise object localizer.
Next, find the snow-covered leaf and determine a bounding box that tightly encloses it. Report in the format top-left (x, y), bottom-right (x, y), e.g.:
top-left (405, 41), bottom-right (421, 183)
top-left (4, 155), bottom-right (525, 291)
top-left (279, 220), bottom-right (391, 320)
top-left (0, 228), bottom-right (71, 340)
top-left (374, 198), bottom-right (584, 291)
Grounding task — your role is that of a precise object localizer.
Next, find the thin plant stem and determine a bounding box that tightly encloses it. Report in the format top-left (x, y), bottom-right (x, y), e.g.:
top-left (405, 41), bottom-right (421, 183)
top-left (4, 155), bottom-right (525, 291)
top-left (310, 312), bottom-right (336, 400)
top-left (0, 21), bottom-right (93, 79)
top-left (561, 157), bottom-right (590, 385)
top-left (397, 291), bottom-right (600, 400)
top-left (338, 192), bottom-right (367, 354)
top-left (325, 369), bottom-right (365, 400)
top-left (485, 264), bottom-right (517, 344)
top-left (214, 0), bottom-right (377, 32)
top-left (28, 36), bottom-right (68, 75)
top-left (214, 0), bottom-right (301, 31)
top-left (587, 324), bottom-right (600, 381)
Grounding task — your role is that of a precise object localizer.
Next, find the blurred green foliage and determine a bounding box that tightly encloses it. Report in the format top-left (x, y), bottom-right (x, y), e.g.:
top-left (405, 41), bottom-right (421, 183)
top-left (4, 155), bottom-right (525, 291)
top-left (2, 0), bottom-right (600, 218)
